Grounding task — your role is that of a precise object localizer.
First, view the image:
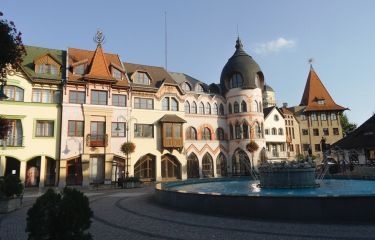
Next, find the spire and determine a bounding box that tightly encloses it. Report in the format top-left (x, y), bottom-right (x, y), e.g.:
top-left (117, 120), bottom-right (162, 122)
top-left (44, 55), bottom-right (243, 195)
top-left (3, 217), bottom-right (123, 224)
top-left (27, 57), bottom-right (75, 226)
top-left (235, 36), bottom-right (243, 49)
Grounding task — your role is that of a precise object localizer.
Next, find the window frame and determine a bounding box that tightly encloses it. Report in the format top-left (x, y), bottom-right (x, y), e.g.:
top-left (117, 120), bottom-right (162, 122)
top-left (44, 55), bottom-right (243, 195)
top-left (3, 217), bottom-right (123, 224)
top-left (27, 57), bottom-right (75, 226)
top-left (35, 120), bottom-right (54, 137)
top-left (4, 85), bottom-right (24, 102)
top-left (68, 120), bottom-right (84, 137)
top-left (112, 94), bottom-right (127, 107)
top-left (91, 90), bottom-right (108, 105)
top-left (69, 90), bottom-right (85, 104)
top-left (111, 122), bottom-right (126, 137)
top-left (134, 97), bottom-right (154, 110)
top-left (134, 124), bottom-right (154, 138)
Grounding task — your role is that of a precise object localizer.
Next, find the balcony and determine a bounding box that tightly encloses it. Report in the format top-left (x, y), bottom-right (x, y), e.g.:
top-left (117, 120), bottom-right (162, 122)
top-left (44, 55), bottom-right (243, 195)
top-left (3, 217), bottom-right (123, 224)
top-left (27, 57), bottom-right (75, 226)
top-left (0, 136), bottom-right (23, 147)
top-left (86, 134), bottom-right (108, 147)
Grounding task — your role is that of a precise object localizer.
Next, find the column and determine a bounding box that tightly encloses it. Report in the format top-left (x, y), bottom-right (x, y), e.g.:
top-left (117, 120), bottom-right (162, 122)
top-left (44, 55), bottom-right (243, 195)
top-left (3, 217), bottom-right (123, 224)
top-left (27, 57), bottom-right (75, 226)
top-left (0, 155), bottom-right (6, 176)
top-left (58, 159), bottom-right (66, 188)
top-left (81, 154), bottom-right (90, 187)
top-left (104, 154), bottom-right (113, 184)
top-left (39, 156), bottom-right (47, 188)
top-left (156, 155), bottom-right (162, 181)
top-left (20, 161), bottom-right (26, 185)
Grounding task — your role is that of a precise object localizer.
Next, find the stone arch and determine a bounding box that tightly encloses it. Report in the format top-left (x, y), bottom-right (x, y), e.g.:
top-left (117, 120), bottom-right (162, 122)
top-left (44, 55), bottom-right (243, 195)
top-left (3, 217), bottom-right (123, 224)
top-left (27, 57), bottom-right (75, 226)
top-left (198, 124), bottom-right (215, 140)
top-left (134, 154), bottom-right (156, 181)
top-left (216, 152), bottom-right (227, 177)
top-left (4, 156), bottom-right (21, 178)
top-left (161, 154), bottom-right (181, 180)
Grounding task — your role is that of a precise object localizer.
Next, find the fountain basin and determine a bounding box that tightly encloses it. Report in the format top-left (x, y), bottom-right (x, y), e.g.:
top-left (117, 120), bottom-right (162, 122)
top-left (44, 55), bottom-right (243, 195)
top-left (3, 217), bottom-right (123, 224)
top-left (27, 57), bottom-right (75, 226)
top-left (155, 178), bottom-right (375, 222)
top-left (259, 167), bottom-right (317, 188)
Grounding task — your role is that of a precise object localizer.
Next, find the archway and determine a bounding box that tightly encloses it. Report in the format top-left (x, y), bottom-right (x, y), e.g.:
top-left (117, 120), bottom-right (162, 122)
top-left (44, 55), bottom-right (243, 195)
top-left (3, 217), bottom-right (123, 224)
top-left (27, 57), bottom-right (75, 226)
top-left (5, 157), bottom-right (20, 178)
top-left (161, 154), bottom-right (181, 180)
top-left (216, 153), bottom-right (227, 177)
top-left (45, 157), bottom-right (56, 186)
top-left (112, 156), bottom-right (125, 182)
top-left (26, 157), bottom-right (41, 187)
top-left (187, 153), bottom-right (199, 178)
top-left (232, 149), bottom-right (251, 176)
top-left (66, 157), bottom-right (83, 186)
top-left (134, 154), bottom-right (156, 181)
top-left (202, 153), bottom-right (214, 178)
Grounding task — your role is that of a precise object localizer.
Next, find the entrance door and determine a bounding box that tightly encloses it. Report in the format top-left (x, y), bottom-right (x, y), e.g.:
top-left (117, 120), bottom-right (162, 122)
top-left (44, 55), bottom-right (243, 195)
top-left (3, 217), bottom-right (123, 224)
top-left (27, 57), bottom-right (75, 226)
top-left (187, 153), bottom-right (199, 178)
top-left (90, 155), bottom-right (104, 184)
top-left (66, 157), bottom-right (83, 185)
top-left (161, 155), bottom-right (181, 180)
top-left (5, 157), bottom-right (20, 178)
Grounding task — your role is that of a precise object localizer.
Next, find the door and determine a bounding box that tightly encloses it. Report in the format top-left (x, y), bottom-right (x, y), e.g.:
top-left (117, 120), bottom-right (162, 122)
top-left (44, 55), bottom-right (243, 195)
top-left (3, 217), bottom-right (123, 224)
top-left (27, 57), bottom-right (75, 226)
top-left (66, 158), bottom-right (83, 185)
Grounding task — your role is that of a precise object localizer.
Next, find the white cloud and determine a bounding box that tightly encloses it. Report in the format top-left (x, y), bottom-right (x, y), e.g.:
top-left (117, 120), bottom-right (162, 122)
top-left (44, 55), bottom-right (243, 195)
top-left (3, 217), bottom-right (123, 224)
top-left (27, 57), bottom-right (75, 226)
top-left (255, 37), bottom-right (296, 54)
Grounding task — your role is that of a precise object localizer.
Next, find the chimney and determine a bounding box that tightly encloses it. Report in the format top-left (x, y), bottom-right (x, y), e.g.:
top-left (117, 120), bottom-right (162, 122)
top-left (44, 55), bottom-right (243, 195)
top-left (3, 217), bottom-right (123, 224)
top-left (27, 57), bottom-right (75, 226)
top-left (282, 102), bottom-right (288, 108)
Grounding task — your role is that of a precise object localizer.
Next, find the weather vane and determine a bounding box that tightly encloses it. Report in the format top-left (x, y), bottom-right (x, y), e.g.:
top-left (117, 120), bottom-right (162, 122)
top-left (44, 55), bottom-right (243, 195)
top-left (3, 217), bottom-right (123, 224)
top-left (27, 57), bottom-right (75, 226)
top-left (93, 29), bottom-right (105, 45)
top-left (308, 58), bottom-right (314, 66)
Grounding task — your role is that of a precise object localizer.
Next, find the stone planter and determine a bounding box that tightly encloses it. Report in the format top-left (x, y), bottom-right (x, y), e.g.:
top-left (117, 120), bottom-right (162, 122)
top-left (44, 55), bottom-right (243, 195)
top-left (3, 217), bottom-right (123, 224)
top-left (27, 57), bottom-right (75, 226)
top-left (0, 197), bottom-right (22, 213)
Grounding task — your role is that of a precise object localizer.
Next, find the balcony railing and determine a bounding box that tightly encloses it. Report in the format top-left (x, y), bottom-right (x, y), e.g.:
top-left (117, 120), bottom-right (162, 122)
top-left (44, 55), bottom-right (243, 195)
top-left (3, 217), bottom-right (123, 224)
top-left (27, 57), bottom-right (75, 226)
top-left (86, 134), bottom-right (108, 147)
top-left (0, 136), bottom-right (24, 147)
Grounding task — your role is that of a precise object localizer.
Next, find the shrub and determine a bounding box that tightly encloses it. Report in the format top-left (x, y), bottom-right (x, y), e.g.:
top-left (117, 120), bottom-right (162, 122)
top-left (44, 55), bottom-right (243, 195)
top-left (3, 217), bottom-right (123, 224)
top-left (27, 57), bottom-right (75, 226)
top-left (26, 188), bottom-right (93, 240)
top-left (0, 175), bottom-right (23, 198)
top-left (120, 142), bottom-right (136, 155)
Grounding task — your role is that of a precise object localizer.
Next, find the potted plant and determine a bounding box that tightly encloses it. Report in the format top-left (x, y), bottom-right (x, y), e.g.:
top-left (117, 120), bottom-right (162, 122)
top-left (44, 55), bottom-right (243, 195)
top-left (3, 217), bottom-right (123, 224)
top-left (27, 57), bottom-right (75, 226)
top-left (0, 175), bottom-right (24, 213)
top-left (120, 141), bottom-right (136, 185)
top-left (123, 176), bottom-right (141, 189)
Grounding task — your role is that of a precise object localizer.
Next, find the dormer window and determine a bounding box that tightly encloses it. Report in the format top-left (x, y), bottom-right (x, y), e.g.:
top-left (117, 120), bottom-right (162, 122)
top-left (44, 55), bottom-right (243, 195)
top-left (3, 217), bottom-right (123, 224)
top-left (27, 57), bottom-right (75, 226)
top-left (317, 99), bottom-right (325, 105)
top-left (74, 64), bottom-right (85, 75)
top-left (37, 64), bottom-right (57, 75)
top-left (134, 72), bottom-right (151, 85)
top-left (230, 73), bottom-right (243, 89)
top-left (112, 67), bottom-right (122, 79)
top-left (197, 84), bottom-right (204, 92)
top-left (181, 82), bottom-right (191, 91)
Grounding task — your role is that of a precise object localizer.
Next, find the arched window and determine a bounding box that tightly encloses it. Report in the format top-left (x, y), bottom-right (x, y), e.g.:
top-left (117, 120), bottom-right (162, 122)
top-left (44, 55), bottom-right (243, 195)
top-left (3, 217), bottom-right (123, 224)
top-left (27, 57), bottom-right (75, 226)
top-left (229, 124), bottom-right (234, 140)
top-left (259, 101), bottom-right (262, 112)
top-left (235, 123), bottom-right (241, 139)
top-left (184, 101), bottom-right (190, 113)
top-left (181, 82), bottom-right (191, 91)
top-left (241, 100), bottom-right (247, 112)
top-left (274, 115), bottom-right (279, 121)
top-left (191, 101), bottom-right (197, 114)
top-left (162, 98), bottom-right (169, 111)
top-left (161, 154), bottom-right (181, 179)
top-left (255, 122), bottom-right (262, 138)
top-left (4, 85), bottom-right (24, 101)
top-left (213, 104), bottom-right (218, 115)
top-left (228, 103), bottom-right (232, 114)
top-left (134, 154), bottom-right (156, 180)
top-left (230, 73), bottom-right (243, 88)
top-left (271, 127), bottom-right (277, 135)
top-left (255, 74), bottom-right (260, 88)
top-left (202, 153), bottom-right (214, 178)
top-left (199, 102), bottom-right (205, 114)
top-left (219, 104), bottom-right (225, 115)
top-left (243, 122), bottom-right (249, 139)
top-left (186, 127), bottom-right (197, 140)
top-left (216, 128), bottom-right (224, 140)
top-left (216, 153), bottom-right (227, 177)
top-left (171, 98), bottom-right (178, 111)
top-left (187, 153), bottom-right (199, 178)
top-left (252, 100), bottom-right (258, 112)
top-left (234, 101), bottom-right (239, 113)
top-left (278, 128), bottom-right (283, 135)
top-left (203, 127), bottom-right (211, 140)
top-left (197, 84), bottom-right (204, 92)
top-left (205, 103), bottom-right (211, 115)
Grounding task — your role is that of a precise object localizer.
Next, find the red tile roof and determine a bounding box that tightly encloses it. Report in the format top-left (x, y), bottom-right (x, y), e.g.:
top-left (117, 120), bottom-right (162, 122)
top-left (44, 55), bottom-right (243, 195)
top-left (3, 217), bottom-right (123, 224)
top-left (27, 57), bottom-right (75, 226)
top-left (300, 67), bottom-right (346, 112)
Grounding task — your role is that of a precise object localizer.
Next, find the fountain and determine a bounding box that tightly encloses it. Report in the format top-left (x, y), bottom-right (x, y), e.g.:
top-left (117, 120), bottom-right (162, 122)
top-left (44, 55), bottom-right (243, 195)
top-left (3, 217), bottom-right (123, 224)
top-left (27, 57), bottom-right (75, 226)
top-left (155, 158), bottom-right (375, 222)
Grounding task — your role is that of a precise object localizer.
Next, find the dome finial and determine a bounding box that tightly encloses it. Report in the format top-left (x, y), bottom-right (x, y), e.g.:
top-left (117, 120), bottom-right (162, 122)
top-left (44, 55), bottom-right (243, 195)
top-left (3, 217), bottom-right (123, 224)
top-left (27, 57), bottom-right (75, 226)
top-left (235, 36), bottom-right (243, 49)
top-left (308, 58), bottom-right (314, 70)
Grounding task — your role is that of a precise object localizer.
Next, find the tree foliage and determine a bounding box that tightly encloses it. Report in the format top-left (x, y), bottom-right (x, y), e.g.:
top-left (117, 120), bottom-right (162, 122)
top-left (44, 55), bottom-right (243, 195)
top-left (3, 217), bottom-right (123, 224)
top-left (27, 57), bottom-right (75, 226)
top-left (26, 188), bottom-right (93, 240)
top-left (340, 113), bottom-right (357, 135)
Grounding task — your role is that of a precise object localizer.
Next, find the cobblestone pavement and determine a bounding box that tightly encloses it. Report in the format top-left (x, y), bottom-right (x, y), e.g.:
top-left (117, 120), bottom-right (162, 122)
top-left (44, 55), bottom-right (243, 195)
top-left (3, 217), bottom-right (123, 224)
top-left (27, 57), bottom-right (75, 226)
top-left (1, 186), bottom-right (375, 240)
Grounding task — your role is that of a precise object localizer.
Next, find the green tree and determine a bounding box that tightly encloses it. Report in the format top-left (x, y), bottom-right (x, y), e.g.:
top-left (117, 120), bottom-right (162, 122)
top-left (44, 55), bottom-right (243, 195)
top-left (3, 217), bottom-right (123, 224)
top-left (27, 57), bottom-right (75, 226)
top-left (340, 114), bottom-right (357, 136)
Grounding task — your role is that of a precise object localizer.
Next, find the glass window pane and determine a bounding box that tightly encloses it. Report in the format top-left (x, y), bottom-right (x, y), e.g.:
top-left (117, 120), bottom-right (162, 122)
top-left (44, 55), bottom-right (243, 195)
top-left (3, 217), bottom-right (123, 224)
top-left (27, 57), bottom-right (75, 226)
top-left (32, 89), bottom-right (42, 102)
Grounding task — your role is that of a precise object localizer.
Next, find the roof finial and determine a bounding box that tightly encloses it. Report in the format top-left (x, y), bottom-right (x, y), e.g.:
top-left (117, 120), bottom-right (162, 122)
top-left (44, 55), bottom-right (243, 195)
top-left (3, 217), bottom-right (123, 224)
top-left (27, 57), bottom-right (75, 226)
top-left (308, 58), bottom-right (314, 70)
top-left (93, 29), bottom-right (105, 46)
top-left (235, 36), bottom-right (243, 49)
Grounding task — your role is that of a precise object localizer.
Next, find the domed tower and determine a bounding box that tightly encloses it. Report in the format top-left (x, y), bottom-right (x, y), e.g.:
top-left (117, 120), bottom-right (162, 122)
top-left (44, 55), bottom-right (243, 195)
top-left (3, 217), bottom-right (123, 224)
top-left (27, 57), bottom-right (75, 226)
top-left (220, 37), bottom-right (266, 174)
top-left (263, 84), bottom-right (276, 108)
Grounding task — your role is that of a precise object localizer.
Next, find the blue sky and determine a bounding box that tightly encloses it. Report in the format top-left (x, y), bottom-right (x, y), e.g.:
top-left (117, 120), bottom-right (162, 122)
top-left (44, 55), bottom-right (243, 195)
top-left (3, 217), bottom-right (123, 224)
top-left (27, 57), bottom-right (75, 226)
top-left (2, 0), bottom-right (374, 125)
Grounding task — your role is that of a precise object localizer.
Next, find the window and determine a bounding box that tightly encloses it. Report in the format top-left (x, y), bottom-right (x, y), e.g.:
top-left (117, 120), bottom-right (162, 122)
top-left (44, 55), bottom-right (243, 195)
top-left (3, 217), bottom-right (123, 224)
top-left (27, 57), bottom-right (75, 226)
top-left (205, 103), bottom-right (211, 115)
top-left (203, 128), bottom-right (211, 140)
top-left (321, 113), bottom-right (327, 121)
top-left (112, 68), bottom-right (122, 79)
top-left (301, 114), bottom-right (307, 120)
top-left (252, 100), bottom-right (258, 112)
top-left (37, 64), bottom-right (58, 75)
top-left (292, 128), bottom-right (295, 139)
top-left (317, 99), bottom-right (325, 105)
top-left (323, 128), bottom-right (329, 136)
top-left (191, 102), bottom-right (197, 114)
top-left (265, 129), bottom-right (269, 135)
top-left (274, 115), bottom-right (279, 121)
top-left (181, 82), bottom-right (191, 91)
top-left (199, 102), bottom-right (205, 114)
top-left (91, 90), bottom-right (108, 105)
top-left (32, 89), bottom-right (60, 103)
top-left (271, 128), bottom-right (277, 135)
top-left (135, 124), bottom-right (153, 138)
top-left (35, 120), bottom-right (54, 137)
top-left (74, 64), bottom-right (85, 75)
top-left (315, 144), bottom-right (321, 151)
top-left (197, 84), bottom-right (204, 92)
top-left (228, 103), bottom-right (232, 114)
top-left (243, 123), bottom-right (249, 139)
top-left (278, 128), bottom-right (283, 135)
top-left (4, 85), bottom-right (24, 101)
top-left (219, 104), bottom-right (224, 115)
top-left (333, 128), bottom-right (339, 135)
top-left (229, 124), bottom-right (234, 140)
top-left (280, 144), bottom-right (285, 151)
top-left (112, 94), bottom-right (126, 107)
top-left (303, 144), bottom-right (310, 151)
top-left (134, 72), bottom-right (151, 85)
top-left (186, 127), bottom-right (197, 140)
top-left (69, 91), bottom-right (85, 104)
top-left (256, 123), bottom-right (262, 138)
top-left (68, 121), bottom-right (83, 137)
top-left (311, 113), bottom-right (317, 121)
top-left (213, 104), bottom-right (218, 115)
top-left (289, 144), bottom-right (294, 152)
top-left (234, 102), bottom-right (239, 113)
top-left (216, 128), bottom-right (224, 140)
top-left (90, 122), bottom-right (105, 147)
top-left (241, 101), bottom-right (247, 112)
top-left (185, 101), bottom-right (190, 113)
top-left (134, 98), bottom-right (153, 109)
top-left (313, 128), bottom-right (319, 136)
top-left (112, 122), bottom-right (126, 137)
top-left (171, 98), bottom-right (178, 111)
top-left (331, 113), bottom-right (337, 120)
top-left (235, 123), bottom-right (241, 139)
top-left (162, 98), bottom-right (169, 111)
top-left (230, 73), bottom-right (243, 88)
top-left (302, 129), bottom-right (309, 135)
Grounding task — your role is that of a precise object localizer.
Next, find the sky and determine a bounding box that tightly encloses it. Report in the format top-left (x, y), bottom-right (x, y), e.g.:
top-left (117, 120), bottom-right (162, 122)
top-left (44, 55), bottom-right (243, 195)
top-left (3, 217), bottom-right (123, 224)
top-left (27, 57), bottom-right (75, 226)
top-left (2, 0), bottom-right (375, 125)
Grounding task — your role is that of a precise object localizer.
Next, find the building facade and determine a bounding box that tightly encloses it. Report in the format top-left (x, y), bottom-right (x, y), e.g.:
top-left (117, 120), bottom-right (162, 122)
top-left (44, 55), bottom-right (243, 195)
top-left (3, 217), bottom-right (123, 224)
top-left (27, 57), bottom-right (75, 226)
top-left (280, 105), bottom-right (302, 160)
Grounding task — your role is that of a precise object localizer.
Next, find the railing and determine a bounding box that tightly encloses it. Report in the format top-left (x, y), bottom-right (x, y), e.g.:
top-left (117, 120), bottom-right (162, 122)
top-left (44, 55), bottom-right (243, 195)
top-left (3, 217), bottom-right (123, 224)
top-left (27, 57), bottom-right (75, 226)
top-left (0, 136), bottom-right (24, 147)
top-left (86, 134), bottom-right (108, 147)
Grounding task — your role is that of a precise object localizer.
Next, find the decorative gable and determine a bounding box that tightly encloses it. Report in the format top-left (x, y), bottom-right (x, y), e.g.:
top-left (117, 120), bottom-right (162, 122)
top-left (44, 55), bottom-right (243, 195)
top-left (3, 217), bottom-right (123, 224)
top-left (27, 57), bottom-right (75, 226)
top-left (33, 53), bottom-right (61, 75)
